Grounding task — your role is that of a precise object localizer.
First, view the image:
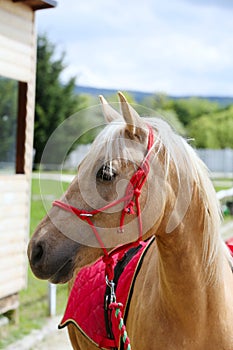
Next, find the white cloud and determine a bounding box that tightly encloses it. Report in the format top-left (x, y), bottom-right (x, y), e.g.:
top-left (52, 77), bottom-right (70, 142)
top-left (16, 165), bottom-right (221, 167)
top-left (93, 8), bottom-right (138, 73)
top-left (36, 0), bottom-right (233, 96)
top-left (182, 0), bottom-right (233, 10)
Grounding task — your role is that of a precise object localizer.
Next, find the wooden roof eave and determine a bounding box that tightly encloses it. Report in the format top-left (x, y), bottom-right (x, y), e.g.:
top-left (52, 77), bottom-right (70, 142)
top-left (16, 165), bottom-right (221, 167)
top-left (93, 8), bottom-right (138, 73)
top-left (12, 0), bottom-right (57, 11)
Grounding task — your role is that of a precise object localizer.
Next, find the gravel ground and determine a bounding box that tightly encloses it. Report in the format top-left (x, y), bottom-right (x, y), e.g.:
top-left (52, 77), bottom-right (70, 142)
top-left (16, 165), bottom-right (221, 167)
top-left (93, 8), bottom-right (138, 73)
top-left (5, 316), bottom-right (72, 350)
top-left (31, 328), bottom-right (72, 350)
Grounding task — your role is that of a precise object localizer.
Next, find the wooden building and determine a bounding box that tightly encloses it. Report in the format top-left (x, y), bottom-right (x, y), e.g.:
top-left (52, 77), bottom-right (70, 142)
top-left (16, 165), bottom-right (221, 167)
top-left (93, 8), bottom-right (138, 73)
top-left (0, 0), bottom-right (56, 317)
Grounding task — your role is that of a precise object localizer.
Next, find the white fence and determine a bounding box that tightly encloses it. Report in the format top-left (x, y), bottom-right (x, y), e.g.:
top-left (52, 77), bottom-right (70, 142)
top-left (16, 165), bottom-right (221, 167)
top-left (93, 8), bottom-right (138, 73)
top-left (64, 144), bottom-right (91, 169)
top-left (65, 145), bottom-right (233, 176)
top-left (197, 149), bottom-right (233, 175)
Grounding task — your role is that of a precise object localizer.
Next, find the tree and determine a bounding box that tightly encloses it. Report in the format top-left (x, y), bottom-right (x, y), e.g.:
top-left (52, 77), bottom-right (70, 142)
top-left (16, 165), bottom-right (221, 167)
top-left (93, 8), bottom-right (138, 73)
top-left (142, 94), bottom-right (220, 130)
top-left (141, 94), bottom-right (186, 135)
top-left (0, 77), bottom-right (18, 165)
top-left (166, 98), bottom-right (219, 126)
top-left (189, 106), bottom-right (233, 148)
top-left (34, 35), bottom-right (88, 166)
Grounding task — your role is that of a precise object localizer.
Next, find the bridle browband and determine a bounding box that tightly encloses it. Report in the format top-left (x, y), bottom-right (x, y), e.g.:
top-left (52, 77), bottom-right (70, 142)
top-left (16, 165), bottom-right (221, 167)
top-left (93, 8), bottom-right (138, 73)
top-left (53, 124), bottom-right (154, 281)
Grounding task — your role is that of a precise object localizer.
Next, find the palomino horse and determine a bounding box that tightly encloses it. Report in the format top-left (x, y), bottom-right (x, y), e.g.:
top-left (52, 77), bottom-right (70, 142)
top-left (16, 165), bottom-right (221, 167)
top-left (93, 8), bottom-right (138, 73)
top-left (28, 93), bottom-right (233, 349)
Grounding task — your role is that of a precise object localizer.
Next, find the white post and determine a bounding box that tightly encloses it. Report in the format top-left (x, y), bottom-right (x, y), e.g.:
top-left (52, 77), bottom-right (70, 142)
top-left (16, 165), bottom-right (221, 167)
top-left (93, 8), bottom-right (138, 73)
top-left (48, 283), bottom-right (56, 316)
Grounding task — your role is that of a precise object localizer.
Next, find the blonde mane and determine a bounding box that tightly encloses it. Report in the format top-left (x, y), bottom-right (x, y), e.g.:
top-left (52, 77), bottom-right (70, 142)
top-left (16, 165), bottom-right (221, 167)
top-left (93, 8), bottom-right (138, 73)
top-left (146, 117), bottom-right (233, 283)
top-left (87, 115), bottom-right (232, 283)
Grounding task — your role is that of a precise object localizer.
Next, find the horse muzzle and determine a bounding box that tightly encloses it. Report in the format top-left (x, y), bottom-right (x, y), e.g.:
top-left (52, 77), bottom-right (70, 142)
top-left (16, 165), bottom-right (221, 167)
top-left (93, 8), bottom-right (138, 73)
top-left (27, 230), bottom-right (80, 284)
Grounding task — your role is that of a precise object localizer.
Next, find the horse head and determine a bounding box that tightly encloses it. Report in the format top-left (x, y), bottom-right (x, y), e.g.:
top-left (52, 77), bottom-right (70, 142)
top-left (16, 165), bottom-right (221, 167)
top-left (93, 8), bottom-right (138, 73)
top-left (28, 93), bottom-right (169, 283)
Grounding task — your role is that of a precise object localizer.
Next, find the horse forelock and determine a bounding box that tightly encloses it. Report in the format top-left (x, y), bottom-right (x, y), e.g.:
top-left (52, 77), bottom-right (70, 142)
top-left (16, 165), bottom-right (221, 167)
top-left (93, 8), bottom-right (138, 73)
top-left (87, 119), bottom-right (144, 168)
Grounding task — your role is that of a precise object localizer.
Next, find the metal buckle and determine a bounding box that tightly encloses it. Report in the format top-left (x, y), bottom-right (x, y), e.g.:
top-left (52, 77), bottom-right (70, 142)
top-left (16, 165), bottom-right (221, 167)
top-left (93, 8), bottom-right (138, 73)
top-left (105, 276), bottom-right (116, 304)
top-left (79, 213), bottom-right (93, 217)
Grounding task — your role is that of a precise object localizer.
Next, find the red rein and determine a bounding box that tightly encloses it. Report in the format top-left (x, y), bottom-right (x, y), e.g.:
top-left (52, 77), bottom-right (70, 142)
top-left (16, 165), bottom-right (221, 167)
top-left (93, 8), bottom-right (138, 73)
top-left (53, 125), bottom-right (154, 281)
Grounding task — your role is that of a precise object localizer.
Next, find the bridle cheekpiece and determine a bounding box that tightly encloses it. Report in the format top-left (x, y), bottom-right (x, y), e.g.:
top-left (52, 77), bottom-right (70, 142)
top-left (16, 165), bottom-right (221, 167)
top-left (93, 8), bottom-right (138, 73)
top-left (53, 124), bottom-right (154, 281)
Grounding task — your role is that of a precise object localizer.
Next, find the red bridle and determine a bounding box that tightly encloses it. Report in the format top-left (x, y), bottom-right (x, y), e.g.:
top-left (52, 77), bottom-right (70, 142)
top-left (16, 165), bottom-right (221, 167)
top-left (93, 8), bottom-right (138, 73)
top-left (53, 125), bottom-right (154, 280)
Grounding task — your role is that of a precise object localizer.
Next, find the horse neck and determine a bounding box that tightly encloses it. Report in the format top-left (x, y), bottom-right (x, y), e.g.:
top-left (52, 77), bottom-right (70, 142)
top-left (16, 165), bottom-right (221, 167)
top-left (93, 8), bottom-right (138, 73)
top-left (155, 179), bottom-right (228, 325)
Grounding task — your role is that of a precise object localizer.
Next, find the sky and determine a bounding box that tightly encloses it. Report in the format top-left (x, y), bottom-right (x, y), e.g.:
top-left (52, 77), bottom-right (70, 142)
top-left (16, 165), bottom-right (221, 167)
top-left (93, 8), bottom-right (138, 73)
top-left (36, 0), bottom-right (233, 96)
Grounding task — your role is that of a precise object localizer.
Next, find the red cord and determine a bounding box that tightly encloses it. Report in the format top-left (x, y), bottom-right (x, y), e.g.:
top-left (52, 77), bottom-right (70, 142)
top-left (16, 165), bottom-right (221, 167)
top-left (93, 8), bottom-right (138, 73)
top-left (53, 125), bottom-right (154, 281)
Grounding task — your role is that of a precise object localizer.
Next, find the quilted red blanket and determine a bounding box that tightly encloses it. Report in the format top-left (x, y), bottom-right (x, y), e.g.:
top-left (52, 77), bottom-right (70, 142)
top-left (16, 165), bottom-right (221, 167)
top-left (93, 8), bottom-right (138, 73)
top-left (59, 237), bottom-right (155, 349)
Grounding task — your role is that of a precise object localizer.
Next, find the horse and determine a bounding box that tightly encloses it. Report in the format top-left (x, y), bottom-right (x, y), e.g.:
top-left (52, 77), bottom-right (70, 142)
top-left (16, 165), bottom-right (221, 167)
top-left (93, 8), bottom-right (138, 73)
top-left (28, 92), bottom-right (233, 350)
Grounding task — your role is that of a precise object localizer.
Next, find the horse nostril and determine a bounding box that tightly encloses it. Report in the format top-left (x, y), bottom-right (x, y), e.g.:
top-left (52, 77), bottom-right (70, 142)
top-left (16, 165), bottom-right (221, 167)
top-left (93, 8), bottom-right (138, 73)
top-left (31, 243), bottom-right (44, 266)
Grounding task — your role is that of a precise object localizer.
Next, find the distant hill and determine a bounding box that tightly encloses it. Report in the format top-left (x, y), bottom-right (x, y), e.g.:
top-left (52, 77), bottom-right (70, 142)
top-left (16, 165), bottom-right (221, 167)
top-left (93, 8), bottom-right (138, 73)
top-left (75, 85), bottom-right (233, 106)
top-left (74, 85), bottom-right (152, 102)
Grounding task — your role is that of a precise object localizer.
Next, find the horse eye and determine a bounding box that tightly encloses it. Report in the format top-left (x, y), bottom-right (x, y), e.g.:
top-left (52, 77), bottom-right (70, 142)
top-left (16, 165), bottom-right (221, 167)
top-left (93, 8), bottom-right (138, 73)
top-left (96, 165), bottom-right (117, 182)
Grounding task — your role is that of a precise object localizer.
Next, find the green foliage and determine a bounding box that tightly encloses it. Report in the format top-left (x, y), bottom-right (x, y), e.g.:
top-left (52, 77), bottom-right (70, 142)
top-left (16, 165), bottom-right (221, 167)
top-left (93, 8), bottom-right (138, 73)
top-left (167, 97), bottom-right (219, 126)
top-left (34, 35), bottom-right (88, 166)
top-left (189, 106), bottom-right (233, 148)
top-left (0, 78), bottom-right (18, 166)
top-left (141, 93), bottom-right (233, 147)
top-left (156, 109), bottom-right (186, 136)
top-left (142, 94), bottom-right (220, 126)
top-left (141, 94), bottom-right (186, 135)
top-left (142, 93), bottom-right (170, 111)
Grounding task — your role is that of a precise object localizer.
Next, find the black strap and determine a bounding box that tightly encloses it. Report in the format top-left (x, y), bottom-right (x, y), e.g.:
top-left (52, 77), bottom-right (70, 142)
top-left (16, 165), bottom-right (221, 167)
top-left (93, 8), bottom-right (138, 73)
top-left (104, 237), bottom-right (155, 350)
top-left (104, 244), bottom-right (142, 348)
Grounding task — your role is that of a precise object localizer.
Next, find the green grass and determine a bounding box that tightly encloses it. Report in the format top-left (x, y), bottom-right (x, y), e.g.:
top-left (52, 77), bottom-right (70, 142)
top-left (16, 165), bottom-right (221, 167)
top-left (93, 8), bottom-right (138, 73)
top-left (212, 178), bottom-right (233, 193)
top-left (212, 178), bottom-right (233, 218)
top-left (0, 178), bottom-right (70, 349)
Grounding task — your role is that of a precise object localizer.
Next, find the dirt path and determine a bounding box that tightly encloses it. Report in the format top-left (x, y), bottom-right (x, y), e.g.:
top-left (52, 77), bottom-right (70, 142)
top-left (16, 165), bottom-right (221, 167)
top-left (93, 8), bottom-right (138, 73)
top-left (32, 328), bottom-right (71, 350)
top-left (5, 316), bottom-right (72, 350)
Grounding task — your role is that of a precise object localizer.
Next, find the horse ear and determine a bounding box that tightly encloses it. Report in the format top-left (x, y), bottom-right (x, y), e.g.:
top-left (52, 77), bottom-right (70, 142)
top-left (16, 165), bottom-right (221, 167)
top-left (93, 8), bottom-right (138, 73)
top-left (99, 95), bottom-right (122, 123)
top-left (118, 91), bottom-right (146, 141)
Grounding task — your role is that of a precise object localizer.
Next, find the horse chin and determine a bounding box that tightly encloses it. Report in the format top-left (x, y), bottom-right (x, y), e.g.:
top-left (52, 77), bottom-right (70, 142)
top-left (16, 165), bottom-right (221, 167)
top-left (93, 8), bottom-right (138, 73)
top-left (48, 259), bottom-right (75, 284)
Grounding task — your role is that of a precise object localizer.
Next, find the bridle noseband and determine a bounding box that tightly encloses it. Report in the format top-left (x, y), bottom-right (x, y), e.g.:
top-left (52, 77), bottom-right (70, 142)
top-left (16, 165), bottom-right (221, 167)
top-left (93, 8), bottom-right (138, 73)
top-left (53, 124), bottom-right (154, 280)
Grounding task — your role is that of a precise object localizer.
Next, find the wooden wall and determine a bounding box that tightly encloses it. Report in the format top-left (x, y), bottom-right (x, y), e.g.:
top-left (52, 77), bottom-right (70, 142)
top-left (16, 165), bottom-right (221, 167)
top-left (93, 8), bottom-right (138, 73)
top-left (0, 0), bottom-right (36, 301)
top-left (0, 0), bottom-right (34, 82)
top-left (0, 176), bottom-right (30, 299)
